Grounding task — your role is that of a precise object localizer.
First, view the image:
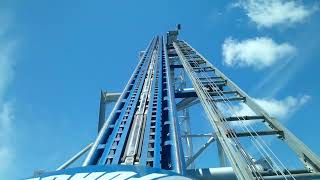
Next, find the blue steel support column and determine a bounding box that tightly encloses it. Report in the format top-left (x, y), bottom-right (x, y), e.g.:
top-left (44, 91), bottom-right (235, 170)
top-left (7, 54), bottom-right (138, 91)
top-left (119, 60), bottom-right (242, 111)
top-left (83, 37), bottom-right (157, 166)
top-left (98, 38), bottom-right (158, 165)
top-left (163, 36), bottom-right (186, 174)
top-left (139, 37), bottom-right (163, 168)
top-left (98, 91), bottom-right (106, 133)
top-left (83, 35), bottom-right (186, 173)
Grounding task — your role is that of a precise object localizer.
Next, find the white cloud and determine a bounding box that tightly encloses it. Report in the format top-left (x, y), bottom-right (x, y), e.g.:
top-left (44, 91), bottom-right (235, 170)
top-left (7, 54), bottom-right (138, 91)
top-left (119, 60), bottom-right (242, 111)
top-left (0, 103), bottom-right (14, 171)
top-left (0, 103), bottom-right (15, 176)
top-left (222, 37), bottom-right (296, 69)
top-left (0, 42), bottom-right (15, 99)
top-left (0, 12), bottom-right (16, 177)
top-left (0, 103), bottom-right (13, 136)
top-left (217, 95), bottom-right (310, 128)
top-left (232, 95), bottom-right (311, 119)
top-left (236, 0), bottom-right (317, 28)
top-left (0, 11), bottom-right (15, 99)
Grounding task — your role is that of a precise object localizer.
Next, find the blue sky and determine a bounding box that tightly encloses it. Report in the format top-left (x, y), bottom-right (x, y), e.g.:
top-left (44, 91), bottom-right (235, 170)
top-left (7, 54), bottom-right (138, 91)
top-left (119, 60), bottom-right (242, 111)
top-left (0, 0), bottom-right (320, 179)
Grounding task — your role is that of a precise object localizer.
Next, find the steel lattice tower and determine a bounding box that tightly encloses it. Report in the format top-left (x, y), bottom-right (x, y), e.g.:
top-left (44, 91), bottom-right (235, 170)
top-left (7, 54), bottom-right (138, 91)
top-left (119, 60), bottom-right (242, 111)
top-left (28, 26), bottom-right (320, 180)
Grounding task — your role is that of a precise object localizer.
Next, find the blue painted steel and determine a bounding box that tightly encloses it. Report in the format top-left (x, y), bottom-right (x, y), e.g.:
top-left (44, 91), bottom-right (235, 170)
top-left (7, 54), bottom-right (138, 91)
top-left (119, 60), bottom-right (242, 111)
top-left (139, 36), bottom-right (162, 168)
top-left (175, 89), bottom-right (198, 98)
top-left (154, 37), bottom-right (164, 168)
top-left (26, 165), bottom-right (190, 180)
top-left (163, 37), bottom-right (186, 174)
top-left (82, 35), bottom-right (185, 174)
top-left (98, 38), bottom-right (159, 165)
top-left (84, 38), bottom-right (157, 165)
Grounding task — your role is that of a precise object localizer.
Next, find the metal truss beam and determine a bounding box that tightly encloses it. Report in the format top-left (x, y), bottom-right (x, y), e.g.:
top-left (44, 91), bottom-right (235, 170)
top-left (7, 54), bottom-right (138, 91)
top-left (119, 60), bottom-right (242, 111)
top-left (98, 91), bottom-right (122, 132)
top-left (175, 41), bottom-right (255, 179)
top-left (173, 39), bottom-right (320, 179)
top-left (225, 115), bottom-right (265, 121)
top-left (57, 143), bottom-right (93, 171)
top-left (176, 97), bottom-right (199, 111)
top-left (164, 37), bottom-right (186, 174)
top-left (181, 40), bottom-right (320, 172)
top-left (186, 137), bottom-right (215, 167)
top-left (175, 89), bottom-right (198, 98)
top-left (184, 130), bottom-right (282, 138)
top-left (170, 64), bottom-right (184, 69)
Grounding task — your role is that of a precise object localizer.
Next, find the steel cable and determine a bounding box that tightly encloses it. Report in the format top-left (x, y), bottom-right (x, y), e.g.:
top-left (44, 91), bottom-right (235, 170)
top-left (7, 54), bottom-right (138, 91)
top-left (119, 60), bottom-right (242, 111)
top-left (178, 41), bottom-right (295, 179)
top-left (176, 42), bottom-right (264, 179)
